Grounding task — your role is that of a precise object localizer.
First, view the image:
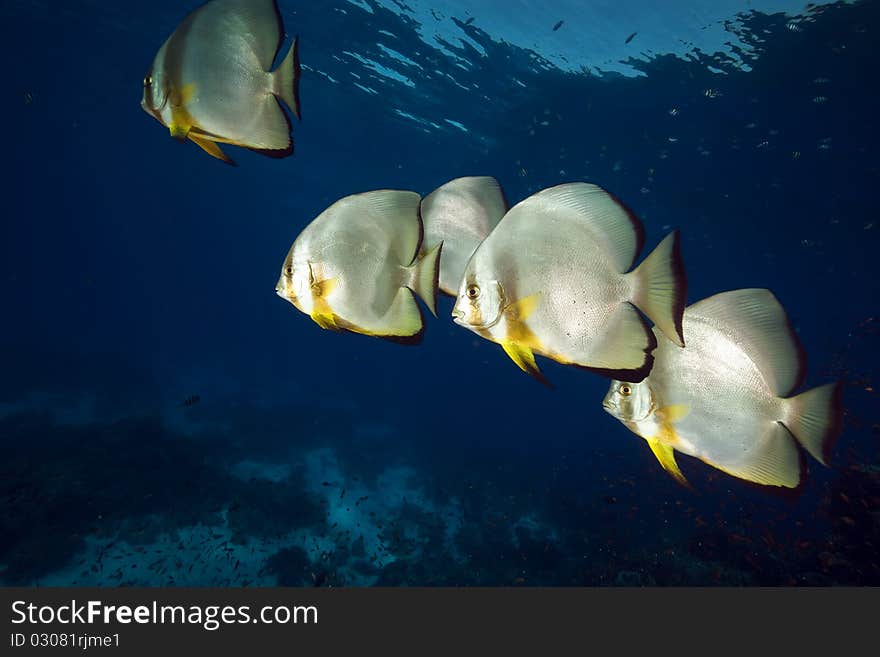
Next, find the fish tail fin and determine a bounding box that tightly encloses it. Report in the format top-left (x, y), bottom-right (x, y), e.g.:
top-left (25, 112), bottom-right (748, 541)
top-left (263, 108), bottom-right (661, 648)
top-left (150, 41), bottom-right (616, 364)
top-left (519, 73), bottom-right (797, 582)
top-left (407, 241), bottom-right (442, 317)
top-left (273, 36), bottom-right (301, 120)
top-left (630, 230), bottom-right (687, 347)
top-left (782, 381), bottom-right (844, 466)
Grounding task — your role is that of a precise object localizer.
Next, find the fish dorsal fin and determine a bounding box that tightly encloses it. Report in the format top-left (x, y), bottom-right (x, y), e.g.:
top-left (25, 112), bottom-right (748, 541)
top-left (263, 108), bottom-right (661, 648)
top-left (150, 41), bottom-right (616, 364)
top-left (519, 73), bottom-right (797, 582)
top-left (687, 289), bottom-right (805, 397)
top-left (460, 176), bottom-right (508, 227)
top-left (201, 0), bottom-right (285, 72)
top-left (713, 422), bottom-right (802, 489)
top-left (506, 183), bottom-right (644, 273)
top-left (429, 176), bottom-right (509, 230)
top-left (353, 190), bottom-right (424, 266)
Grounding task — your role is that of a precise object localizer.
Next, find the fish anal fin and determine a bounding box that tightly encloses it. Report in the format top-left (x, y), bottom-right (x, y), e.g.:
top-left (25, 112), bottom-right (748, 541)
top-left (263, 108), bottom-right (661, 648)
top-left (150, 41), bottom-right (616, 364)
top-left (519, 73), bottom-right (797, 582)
top-left (646, 437), bottom-right (692, 490)
top-left (188, 134), bottom-right (236, 165)
top-left (712, 423), bottom-right (802, 489)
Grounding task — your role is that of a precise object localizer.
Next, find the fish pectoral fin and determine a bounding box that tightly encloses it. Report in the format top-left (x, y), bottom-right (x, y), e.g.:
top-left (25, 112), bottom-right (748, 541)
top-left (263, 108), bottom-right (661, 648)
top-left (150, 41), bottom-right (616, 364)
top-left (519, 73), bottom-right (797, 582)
top-left (506, 293), bottom-right (541, 322)
top-left (501, 341), bottom-right (551, 388)
top-left (646, 438), bottom-right (692, 490)
top-left (188, 134), bottom-right (236, 165)
top-left (180, 83), bottom-right (197, 105)
top-left (169, 82), bottom-right (197, 108)
top-left (312, 277), bottom-right (337, 298)
top-left (658, 404), bottom-right (690, 423)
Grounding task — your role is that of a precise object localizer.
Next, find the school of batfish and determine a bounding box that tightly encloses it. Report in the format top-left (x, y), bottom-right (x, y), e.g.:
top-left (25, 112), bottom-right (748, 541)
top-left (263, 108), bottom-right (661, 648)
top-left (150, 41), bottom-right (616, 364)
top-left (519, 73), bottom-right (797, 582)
top-left (143, 0), bottom-right (843, 491)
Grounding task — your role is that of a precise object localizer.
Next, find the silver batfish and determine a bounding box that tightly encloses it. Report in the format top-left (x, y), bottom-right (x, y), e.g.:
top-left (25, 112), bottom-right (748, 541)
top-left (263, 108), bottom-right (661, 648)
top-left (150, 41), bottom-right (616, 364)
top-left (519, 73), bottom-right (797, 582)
top-left (603, 288), bottom-right (843, 489)
top-left (276, 190), bottom-right (442, 342)
top-left (420, 176), bottom-right (507, 296)
top-left (142, 0), bottom-right (301, 164)
top-left (452, 182), bottom-right (686, 384)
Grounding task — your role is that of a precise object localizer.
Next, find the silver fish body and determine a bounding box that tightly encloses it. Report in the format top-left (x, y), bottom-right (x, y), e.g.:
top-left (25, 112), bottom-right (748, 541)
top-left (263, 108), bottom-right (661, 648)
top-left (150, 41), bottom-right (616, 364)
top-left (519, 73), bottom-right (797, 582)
top-left (276, 190), bottom-right (441, 341)
top-left (420, 176), bottom-right (507, 296)
top-left (142, 0), bottom-right (301, 164)
top-left (603, 288), bottom-right (843, 488)
top-left (452, 182), bottom-right (686, 384)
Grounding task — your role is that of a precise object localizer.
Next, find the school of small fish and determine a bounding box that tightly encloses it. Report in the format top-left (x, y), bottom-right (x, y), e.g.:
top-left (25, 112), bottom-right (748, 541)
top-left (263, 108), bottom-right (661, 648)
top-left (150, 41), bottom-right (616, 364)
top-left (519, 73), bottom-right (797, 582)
top-left (143, 0), bottom-right (843, 491)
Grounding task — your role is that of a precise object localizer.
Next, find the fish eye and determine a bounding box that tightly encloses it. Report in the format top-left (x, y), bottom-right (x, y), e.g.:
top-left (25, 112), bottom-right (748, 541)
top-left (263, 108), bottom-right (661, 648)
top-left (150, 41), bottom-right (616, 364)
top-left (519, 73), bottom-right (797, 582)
top-left (466, 284), bottom-right (480, 299)
top-left (143, 75), bottom-right (152, 87)
top-left (285, 265), bottom-right (293, 277)
top-left (619, 385), bottom-right (632, 397)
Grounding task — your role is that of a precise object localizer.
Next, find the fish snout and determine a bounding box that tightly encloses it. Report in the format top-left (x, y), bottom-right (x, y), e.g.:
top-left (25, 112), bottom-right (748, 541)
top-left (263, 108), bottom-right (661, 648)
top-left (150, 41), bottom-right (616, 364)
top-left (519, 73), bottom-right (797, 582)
top-left (451, 307), bottom-right (466, 324)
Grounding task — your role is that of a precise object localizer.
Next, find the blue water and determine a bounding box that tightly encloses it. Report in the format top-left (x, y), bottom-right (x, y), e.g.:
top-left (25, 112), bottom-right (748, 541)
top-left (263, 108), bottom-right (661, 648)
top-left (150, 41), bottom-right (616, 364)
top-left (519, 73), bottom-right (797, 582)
top-left (1, 0), bottom-right (877, 586)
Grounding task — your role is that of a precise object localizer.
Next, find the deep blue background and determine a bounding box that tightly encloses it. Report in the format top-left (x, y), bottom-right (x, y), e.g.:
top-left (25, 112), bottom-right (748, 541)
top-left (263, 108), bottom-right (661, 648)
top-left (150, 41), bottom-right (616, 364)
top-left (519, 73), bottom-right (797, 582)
top-left (1, 0), bottom-right (877, 586)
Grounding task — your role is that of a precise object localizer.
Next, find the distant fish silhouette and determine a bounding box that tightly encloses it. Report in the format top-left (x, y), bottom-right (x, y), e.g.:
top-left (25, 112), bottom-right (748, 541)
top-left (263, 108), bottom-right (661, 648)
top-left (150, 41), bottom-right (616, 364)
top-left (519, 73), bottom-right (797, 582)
top-left (464, 17), bottom-right (475, 26)
top-left (625, 32), bottom-right (638, 44)
top-left (181, 395), bottom-right (201, 408)
top-left (552, 20), bottom-right (564, 32)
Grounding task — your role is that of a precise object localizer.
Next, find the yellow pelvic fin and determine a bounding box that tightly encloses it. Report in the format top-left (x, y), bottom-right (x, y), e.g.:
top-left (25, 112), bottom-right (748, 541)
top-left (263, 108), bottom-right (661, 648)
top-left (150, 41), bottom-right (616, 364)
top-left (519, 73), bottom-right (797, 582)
top-left (501, 341), bottom-right (549, 387)
top-left (169, 122), bottom-right (191, 140)
top-left (646, 438), bottom-right (692, 490)
top-left (500, 293), bottom-right (548, 383)
top-left (188, 134), bottom-right (233, 164)
top-left (311, 312), bottom-right (339, 331)
top-left (309, 276), bottom-right (339, 331)
top-left (169, 83), bottom-right (197, 141)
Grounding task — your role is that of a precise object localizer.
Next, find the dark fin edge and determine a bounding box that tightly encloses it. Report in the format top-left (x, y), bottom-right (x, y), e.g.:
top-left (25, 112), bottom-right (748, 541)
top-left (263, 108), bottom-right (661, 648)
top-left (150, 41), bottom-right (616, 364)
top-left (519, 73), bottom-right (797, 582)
top-left (248, 98), bottom-right (295, 159)
top-left (523, 358), bottom-right (554, 390)
top-left (498, 180), bottom-right (511, 212)
top-left (820, 380), bottom-right (845, 465)
top-left (574, 311), bottom-right (658, 383)
top-left (668, 229), bottom-right (688, 347)
top-left (736, 426), bottom-right (808, 502)
top-left (776, 291), bottom-right (809, 397)
top-left (291, 36), bottom-right (302, 121)
top-left (270, 3), bottom-right (301, 120)
top-left (605, 188), bottom-right (646, 270)
top-left (427, 241), bottom-right (442, 318)
top-left (377, 289), bottom-right (427, 346)
top-left (271, 0), bottom-right (286, 68)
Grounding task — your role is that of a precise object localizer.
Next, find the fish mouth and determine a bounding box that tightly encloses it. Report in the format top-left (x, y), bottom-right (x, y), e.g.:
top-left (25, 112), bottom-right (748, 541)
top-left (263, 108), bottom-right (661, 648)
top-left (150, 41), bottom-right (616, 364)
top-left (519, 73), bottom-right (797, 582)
top-left (452, 306), bottom-right (502, 330)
